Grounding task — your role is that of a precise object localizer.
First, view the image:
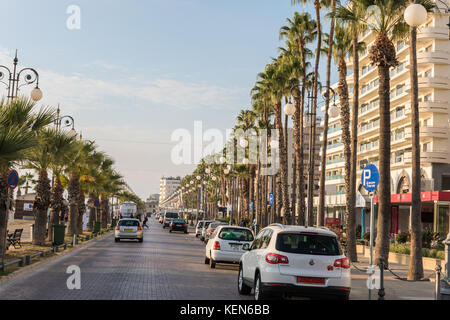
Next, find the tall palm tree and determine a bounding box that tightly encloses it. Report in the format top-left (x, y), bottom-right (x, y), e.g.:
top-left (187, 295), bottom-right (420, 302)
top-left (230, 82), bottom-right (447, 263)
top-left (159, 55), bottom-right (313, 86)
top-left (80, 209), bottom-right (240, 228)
top-left (0, 98), bottom-right (55, 251)
top-left (279, 11), bottom-right (316, 225)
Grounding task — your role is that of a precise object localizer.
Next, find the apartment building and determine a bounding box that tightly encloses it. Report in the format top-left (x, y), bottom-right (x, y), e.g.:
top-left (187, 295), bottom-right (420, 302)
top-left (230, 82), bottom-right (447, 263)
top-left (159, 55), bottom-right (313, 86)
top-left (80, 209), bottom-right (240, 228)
top-left (159, 176), bottom-right (181, 204)
top-left (319, 4), bottom-right (450, 235)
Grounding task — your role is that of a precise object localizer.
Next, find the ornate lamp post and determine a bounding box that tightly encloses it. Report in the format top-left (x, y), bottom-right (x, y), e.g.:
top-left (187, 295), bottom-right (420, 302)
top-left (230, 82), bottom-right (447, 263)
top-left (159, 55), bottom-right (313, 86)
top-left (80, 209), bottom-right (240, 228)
top-left (0, 51), bottom-right (43, 101)
top-left (55, 105), bottom-right (77, 138)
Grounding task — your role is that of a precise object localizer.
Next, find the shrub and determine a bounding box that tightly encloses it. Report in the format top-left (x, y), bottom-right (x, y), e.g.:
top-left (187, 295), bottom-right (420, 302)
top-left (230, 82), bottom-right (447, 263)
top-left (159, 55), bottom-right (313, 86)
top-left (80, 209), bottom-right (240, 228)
top-left (390, 244), bottom-right (410, 255)
top-left (396, 232), bottom-right (410, 244)
top-left (356, 225), bottom-right (362, 239)
top-left (436, 251), bottom-right (445, 260)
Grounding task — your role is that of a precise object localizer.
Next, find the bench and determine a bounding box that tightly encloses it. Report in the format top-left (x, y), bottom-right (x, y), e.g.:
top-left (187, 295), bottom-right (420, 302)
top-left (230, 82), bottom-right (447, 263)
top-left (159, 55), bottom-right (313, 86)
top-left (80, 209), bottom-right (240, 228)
top-left (6, 228), bottom-right (23, 249)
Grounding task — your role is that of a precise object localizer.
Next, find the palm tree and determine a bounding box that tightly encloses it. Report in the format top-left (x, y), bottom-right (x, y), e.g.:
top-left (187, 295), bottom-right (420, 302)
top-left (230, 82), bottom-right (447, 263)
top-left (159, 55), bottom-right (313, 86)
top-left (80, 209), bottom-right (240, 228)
top-left (18, 172), bottom-right (35, 196)
top-left (0, 98), bottom-right (55, 252)
top-left (279, 11), bottom-right (316, 225)
top-left (318, 0), bottom-right (337, 227)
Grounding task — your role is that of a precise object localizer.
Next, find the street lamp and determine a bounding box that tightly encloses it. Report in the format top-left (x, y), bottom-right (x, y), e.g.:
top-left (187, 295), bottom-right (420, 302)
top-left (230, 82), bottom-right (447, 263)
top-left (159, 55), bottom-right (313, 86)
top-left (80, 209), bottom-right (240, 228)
top-left (0, 50), bottom-right (43, 101)
top-left (404, 1), bottom-right (429, 281)
top-left (55, 105), bottom-right (77, 137)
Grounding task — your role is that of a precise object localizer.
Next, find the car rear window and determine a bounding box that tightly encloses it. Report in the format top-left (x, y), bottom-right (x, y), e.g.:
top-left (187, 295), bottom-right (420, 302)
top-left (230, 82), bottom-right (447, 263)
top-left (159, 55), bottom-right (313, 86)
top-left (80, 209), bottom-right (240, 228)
top-left (119, 220), bottom-right (139, 227)
top-left (198, 222), bottom-right (204, 228)
top-left (204, 222), bottom-right (211, 228)
top-left (218, 228), bottom-right (254, 241)
top-left (165, 212), bottom-right (179, 218)
top-left (276, 233), bottom-right (342, 256)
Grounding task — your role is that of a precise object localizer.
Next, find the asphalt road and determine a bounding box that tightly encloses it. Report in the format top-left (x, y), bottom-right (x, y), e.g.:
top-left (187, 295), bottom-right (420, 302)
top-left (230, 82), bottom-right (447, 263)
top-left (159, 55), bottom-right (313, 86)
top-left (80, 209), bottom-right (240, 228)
top-left (0, 217), bottom-right (437, 300)
top-left (0, 218), bottom-right (249, 300)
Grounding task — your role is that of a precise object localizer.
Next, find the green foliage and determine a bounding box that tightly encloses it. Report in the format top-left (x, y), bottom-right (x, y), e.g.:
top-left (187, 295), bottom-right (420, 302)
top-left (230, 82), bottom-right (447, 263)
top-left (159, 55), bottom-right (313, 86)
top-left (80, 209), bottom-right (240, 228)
top-left (390, 244), bottom-right (410, 255)
top-left (356, 225), bottom-right (362, 239)
top-left (395, 232), bottom-right (410, 244)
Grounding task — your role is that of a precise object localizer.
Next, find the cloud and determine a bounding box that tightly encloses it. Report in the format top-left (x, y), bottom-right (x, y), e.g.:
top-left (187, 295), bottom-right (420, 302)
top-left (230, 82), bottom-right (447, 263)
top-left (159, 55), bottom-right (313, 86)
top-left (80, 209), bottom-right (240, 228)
top-left (0, 49), bottom-right (243, 113)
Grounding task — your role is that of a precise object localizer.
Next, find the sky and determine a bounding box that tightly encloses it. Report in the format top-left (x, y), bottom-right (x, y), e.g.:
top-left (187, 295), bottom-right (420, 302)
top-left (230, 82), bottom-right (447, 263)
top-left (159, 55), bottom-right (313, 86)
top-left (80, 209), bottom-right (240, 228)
top-left (0, 0), bottom-right (337, 199)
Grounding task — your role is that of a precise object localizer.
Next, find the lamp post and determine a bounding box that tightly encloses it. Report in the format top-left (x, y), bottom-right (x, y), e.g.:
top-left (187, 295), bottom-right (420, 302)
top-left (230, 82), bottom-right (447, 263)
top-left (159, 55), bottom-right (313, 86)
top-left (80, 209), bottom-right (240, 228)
top-left (0, 50), bottom-right (43, 101)
top-left (404, 1), bottom-right (428, 281)
top-left (55, 105), bottom-right (77, 138)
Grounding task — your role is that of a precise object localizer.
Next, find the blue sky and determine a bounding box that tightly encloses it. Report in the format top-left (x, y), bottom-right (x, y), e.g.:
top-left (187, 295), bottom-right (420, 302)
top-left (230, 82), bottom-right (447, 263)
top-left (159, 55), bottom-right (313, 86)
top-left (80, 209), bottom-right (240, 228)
top-left (1, 0), bottom-right (337, 199)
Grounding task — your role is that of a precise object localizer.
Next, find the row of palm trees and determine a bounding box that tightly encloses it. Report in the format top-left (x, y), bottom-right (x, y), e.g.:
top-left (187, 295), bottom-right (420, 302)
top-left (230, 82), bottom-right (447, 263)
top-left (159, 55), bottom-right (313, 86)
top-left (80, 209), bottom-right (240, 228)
top-left (180, 0), bottom-right (435, 281)
top-left (0, 97), bottom-right (141, 256)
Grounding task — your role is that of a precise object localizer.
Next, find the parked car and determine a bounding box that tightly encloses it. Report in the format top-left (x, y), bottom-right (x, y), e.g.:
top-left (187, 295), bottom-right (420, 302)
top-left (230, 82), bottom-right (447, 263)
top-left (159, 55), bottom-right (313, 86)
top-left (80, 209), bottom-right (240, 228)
top-left (163, 211), bottom-right (179, 228)
top-left (114, 218), bottom-right (143, 242)
top-left (196, 220), bottom-right (211, 238)
top-left (203, 222), bottom-right (227, 243)
top-left (237, 224), bottom-right (351, 300)
top-left (169, 219), bottom-right (188, 233)
top-left (205, 226), bottom-right (254, 268)
top-left (200, 220), bottom-right (214, 241)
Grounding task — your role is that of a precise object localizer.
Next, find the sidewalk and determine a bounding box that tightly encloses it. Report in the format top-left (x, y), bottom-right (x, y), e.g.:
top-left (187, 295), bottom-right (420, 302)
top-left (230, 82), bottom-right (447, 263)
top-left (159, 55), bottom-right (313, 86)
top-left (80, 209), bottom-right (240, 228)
top-left (350, 256), bottom-right (437, 300)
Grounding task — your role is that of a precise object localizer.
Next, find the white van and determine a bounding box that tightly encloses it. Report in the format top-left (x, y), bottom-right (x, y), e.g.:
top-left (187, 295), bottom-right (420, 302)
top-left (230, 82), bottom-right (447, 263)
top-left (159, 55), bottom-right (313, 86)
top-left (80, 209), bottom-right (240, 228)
top-left (119, 202), bottom-right (137, 219)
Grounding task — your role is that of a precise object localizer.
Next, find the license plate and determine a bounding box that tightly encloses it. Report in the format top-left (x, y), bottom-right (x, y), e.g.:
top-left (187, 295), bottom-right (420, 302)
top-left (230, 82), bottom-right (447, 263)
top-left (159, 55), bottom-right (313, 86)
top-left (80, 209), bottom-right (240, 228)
top-left (231, 244), bottom-right (241, 251)
top-left (176, 224), bottom-right (182, 227)
top-left (297, 277), bottom-right (325, 285)
top-left (124, 228), bottom-right (134, 232)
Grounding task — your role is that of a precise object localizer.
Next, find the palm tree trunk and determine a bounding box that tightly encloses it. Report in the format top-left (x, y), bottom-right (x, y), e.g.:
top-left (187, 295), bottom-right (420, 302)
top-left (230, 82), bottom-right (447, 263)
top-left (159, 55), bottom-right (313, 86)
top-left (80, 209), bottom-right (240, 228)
top-left (375, 64), bottom-right (392, 265)
top-left (48, 176), bottom-right (63, 241)
top-left (0, 170), bottom-right (9, 256)
top-left (297, 78), bottom-right (306, 226)
top-left (274, 101), bottom-right (289, 224)
top-left (33, 169), bottom-right (51, 245)
top-left (408, 24), bottom-right (424, 280)
top-left (348, 31), bottom-right (360, 262)
top-left (318, 0), bottom-right (336, 226)
top-left (67, 172), bottom-right (79, 236)
top-left (77, 191), bottom-right (86, 235)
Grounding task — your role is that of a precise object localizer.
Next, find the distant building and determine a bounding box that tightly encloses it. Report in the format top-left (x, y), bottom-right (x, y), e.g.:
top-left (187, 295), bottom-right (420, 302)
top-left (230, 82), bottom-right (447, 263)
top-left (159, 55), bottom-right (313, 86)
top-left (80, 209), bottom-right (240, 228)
top-left (14, 193), bottom-right (35, 220)
top-left (159, 176), bottom-right (181, 203)
top-left (146, 194), bottom-right (160, 214)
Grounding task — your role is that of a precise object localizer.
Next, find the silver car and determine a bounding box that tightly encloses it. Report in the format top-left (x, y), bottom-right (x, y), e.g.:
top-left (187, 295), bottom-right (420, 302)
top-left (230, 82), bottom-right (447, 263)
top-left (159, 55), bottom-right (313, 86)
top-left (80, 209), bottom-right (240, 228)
top-left (115, 218), bottom-right (143, 242)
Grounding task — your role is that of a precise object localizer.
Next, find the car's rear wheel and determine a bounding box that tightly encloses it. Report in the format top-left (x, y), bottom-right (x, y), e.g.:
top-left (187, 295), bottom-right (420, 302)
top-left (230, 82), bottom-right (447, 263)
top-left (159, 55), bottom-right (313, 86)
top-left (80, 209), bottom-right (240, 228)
top-left (238, 265), bottom-right (251, 295)
top-left (204, 256), bottom-right (210, 264)
top-left (169, 229), bottom-right (172, 233)
top-left (209, 252), bottom-right (216, 268)
top-left (138, 238), bottom-right (143, 243)
top-left (254, 273), bottom-right (269, 300)
top-left (114, 238), bottom-right (119, 242)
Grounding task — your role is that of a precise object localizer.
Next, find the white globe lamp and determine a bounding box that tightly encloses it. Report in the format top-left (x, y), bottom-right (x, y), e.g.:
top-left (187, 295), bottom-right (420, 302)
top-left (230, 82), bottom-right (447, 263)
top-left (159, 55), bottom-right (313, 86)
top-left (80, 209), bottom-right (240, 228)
top-left (329, 105), bottom-right (340, 118)
top-left (284, 102), bottom-right (295, 116)
top-left (30, 87), bottom-right (43, 102)
top-left (404, 3), bottom-right (427, 27)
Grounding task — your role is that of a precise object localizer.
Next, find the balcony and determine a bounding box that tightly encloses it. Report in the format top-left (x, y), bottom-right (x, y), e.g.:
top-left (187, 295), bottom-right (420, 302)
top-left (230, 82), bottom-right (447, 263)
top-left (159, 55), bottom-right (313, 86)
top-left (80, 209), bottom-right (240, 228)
top-left (417, 76), bottom-right (450, 91)
top-left (327, 142), bottom-right (344, 152)
top-left (404, 150), bottom-right (449, 164)
top-left (418, 101), bottom-right (449, 114)
top-left (405, 126), bottom-right (449, 139)
top-left (417, 51), bottom-right (450, 66)
top-left (417, 27), bottom-right (449, 42)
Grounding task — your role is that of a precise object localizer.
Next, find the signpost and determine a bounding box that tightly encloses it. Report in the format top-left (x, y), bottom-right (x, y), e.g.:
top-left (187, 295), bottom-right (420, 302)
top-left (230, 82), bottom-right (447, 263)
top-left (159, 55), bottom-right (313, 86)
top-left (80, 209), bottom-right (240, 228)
top-left (361, 164), bottom-right (379, 267)
top-left (268, 193), bottom-right (274, 205)
top-left (7, 170), bottom-right (19, 190)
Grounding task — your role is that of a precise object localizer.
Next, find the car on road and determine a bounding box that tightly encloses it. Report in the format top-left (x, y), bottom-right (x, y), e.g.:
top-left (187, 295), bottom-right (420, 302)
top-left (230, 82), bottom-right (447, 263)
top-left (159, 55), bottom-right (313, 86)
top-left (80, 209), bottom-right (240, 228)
top-left (196, 220), bottom-right (211, 238)
top-left (200, 220), bottom-right (214, 241)
top-left (115, 218), bottom-right (143, 242)
top-left (205, 226), bottom-right (254, 268)
top-left (169, 219), bottom-right (188, 233)
top-left (203, 222), bottom-right (228, 243)
top-left (237, 224), bottom-right (351, 300)
top-left (163, 211), bottom-right (179, 228)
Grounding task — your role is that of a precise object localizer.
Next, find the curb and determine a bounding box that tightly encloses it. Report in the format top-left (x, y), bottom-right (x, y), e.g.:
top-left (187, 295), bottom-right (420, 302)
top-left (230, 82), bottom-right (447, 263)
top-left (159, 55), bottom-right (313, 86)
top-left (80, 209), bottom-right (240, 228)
top-left (0, 231), bottom-right (113, 285)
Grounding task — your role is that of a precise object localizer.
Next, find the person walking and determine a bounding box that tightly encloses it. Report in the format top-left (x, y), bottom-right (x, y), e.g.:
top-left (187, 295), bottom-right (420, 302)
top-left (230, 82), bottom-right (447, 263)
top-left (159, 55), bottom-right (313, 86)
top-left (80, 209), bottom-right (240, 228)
top-left (143, 216), bottom-right (149, 229)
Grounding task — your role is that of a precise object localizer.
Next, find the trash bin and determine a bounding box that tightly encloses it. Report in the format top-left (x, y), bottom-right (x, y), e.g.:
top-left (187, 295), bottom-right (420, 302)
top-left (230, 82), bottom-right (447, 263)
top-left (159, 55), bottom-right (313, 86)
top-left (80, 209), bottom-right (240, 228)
top-left (93, 221), bottom-right (101, 233)
top-left (53, 224), bottom-right (66, 246)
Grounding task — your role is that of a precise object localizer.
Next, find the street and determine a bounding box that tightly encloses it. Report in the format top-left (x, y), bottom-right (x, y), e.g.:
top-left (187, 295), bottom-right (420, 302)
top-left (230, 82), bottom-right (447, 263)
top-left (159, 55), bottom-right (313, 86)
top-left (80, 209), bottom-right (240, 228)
top-left (0, 218), bottom-right (437, 300)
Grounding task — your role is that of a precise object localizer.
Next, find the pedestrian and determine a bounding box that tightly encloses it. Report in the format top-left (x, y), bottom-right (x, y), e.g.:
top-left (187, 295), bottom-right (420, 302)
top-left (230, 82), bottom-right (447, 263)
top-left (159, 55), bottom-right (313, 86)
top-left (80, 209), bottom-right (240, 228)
top-left (143, 216), bottom-right (149, 229)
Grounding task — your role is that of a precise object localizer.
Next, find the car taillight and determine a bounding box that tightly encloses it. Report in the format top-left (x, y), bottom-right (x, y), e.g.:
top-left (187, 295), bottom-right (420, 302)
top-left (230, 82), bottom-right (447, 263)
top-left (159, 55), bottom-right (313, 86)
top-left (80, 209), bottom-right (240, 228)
top-left (213, 241), bottom-right (221, 250)
top-left (115, 226), bottom-right (120, 230)
top-left (265, 253), bottom-right (289, 264)
top-left (137, 226), bottom-right (143, 231)
top-left (208, 229), bottom-right (213, 233)
top-left (334, 258), bottom-right (350, 269)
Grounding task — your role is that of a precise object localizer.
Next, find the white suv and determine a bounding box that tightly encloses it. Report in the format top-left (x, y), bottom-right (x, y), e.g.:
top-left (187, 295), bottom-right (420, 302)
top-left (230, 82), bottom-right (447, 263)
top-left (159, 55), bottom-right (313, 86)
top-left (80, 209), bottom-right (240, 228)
top-left (238, 224), bottom-right (351, 300)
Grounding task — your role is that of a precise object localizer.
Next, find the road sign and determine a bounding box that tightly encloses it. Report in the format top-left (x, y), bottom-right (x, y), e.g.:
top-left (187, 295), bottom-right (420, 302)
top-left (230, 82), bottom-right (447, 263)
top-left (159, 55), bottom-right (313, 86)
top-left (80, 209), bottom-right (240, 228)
top-left (361, 164), bottom-right (379, 192)
top-left (268, 193), bottom-right (274, 205)
top-left (94, 200), bottom-right (99, 207)
top-left (7, 170), bottom-right (19, 190)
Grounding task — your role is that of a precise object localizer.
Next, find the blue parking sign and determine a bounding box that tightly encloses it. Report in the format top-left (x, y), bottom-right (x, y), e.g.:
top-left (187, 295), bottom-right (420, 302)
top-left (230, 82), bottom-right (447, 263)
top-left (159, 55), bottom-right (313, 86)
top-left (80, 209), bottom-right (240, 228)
top-left (361, 164), bottom-right (380, 192)
top-left (268, 193), bottom-right (274, 205)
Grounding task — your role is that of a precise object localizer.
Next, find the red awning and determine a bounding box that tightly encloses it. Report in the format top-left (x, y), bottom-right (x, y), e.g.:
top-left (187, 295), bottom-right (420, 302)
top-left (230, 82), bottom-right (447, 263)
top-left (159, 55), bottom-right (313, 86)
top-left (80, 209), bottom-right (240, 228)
top-left (374, 191), bottom-right (450, 204)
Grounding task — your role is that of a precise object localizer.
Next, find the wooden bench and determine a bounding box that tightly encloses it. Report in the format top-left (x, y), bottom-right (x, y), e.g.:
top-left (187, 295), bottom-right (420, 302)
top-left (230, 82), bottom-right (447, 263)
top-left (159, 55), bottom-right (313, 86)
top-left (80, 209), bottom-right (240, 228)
top-left (6, 228), bottom-right (23, 249)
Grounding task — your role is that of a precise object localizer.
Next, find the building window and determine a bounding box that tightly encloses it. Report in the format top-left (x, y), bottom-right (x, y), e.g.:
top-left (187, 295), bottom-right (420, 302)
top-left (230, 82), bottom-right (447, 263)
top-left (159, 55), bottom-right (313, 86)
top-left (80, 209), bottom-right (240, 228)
top-left (423, 142), bottom-right (430, 152)
top-left (424, 94), bottom-right (432, 102)
top-left (396, 106), bottom-right (405, 118)
top-left (397, 41), bottom-right (405, 51)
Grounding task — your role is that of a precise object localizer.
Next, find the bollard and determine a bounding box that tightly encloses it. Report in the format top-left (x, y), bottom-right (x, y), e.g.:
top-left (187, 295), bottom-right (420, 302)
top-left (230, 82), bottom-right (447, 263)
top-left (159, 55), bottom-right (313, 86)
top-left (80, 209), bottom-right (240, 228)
top-left (18, 257), bottom-right (24, 267)
top-left (55, 246), bottom-right (59, 253)
top-left (25, 255), bottom-right (31, 266)
top-left (378, 257), bottom-right (385, 300)
top-left (436, 263), bottom-right (442, 300)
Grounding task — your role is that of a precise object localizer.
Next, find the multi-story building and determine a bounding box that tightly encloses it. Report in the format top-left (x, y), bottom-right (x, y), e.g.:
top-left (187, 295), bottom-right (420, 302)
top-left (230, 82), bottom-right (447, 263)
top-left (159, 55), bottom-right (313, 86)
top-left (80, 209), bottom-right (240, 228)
top-left (319, 3), bottom-right (450, 235)
top-left (145, 194), bottom-right (160, 214)
top-left (159, 176), bottom-right (181, 204)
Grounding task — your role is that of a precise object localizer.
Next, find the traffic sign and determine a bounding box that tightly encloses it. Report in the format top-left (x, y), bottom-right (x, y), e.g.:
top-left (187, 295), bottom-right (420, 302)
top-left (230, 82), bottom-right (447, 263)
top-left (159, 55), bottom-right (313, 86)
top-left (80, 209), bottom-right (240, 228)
top-left (94, 200), bottom-right (99, 207)
top-left (268, 193), bottom-right (274, 205)
top-left (7, 170), bottom-right (19, 190)
top-left (361, 164), bottom-right (379, 192)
